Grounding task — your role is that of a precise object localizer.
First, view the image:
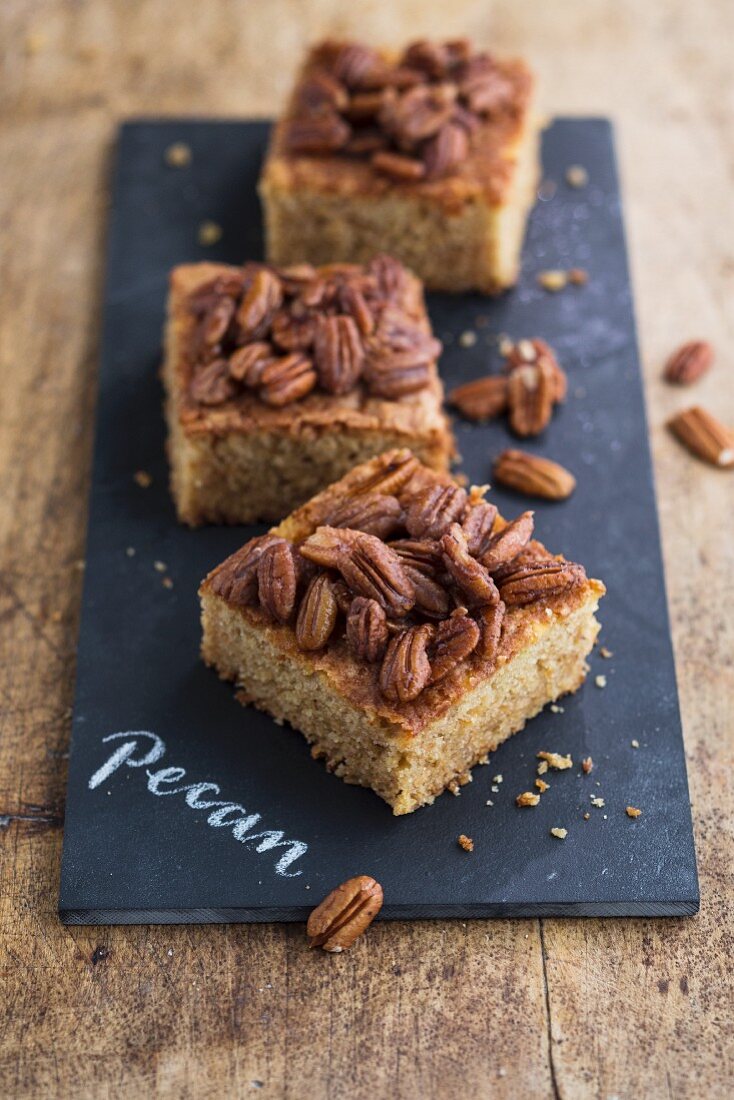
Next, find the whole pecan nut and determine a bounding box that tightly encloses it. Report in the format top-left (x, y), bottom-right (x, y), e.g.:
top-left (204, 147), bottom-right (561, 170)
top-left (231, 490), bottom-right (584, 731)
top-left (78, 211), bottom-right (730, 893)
top-left (663, 340), bottom-right (714, 385)
top-left (667, 405), bottom-right (734, 467)
top-left (405, 483), bottom-right (468, 540)
top-left (441, 524), bottom-right (499, 607)
top-left (388, 537), bottom-right (443, 576)
top-left (322, 492), bottom-right (404, 539)
top-left (371, 150), bottom-right (427, 181)
top-left (379, 624), bottom-right (434, 702)
top-left (339, 533), bottom-right (416, 617)
top-left (423, 120), bottom-right (469, 178)
top-left (190, 359), bottom-right (237, 406)
top-left (270, 305), bottom-right (318, 351)
top-left (430, 609), bottom-right (480, 682)
top-left (299, 526), bottom-right (362, 570)
top-left (348, 449), bottom-right (420, 498)
top-left (346, 596), bottom-right (389, 662)
top-left (504, 338), bottom-right (567, 404)
top-left (475, 600), bottom-right (505, 661)
top-left (295, 573), bottom-right (338, 651)
top-left (402, 565), bottom-right (451, 618)
top-left (479, 511), bottom-right (535, 573)
top-left (461, 499), bottom-right (498, 557)
top-left (313, 314), bottom-right (365, 394)
top-left (257, 539), bottom-right (298, 623)
top-left (493, 450), bottom-right (576, 501)
top-left (507, 361), bottom-right (555, 437)
top-left (259, 353), bottom-right (317, 407)
top-left (228, 341), bottom-right (274, 385)
top-left (499, 561), bottom-right (586, 606)
top-left (285, 111), bottom-right (351, 154)
top-left (449, 375), bottom-right (508, 421)
top-left (307, 875), bottom-right (384, 952)
top-left (236, 269), bottom-right (284, 340)
top-left (209, 534), bottom-right (280, 606)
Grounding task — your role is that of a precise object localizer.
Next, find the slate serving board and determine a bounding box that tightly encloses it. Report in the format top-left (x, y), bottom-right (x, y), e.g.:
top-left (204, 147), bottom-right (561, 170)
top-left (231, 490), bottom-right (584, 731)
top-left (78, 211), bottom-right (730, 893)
top-left (58, 119), bottom-right (699, 923)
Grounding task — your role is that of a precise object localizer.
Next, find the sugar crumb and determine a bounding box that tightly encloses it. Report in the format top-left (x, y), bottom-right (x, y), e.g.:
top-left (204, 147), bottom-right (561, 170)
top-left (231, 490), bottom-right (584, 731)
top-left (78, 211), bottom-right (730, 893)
top-left (485, 800), bottom-right (494, 806)
top-left (631, 739), bottom-right (640, 749)
top-left (590, 797), bottom-right (605, 808)
top-left (550, 827), bottom-right (568, 840)
top-left (492, 774), bottom-right (503, 784)
top-left (595, 674), bottom-right (607, 688)
top-left (459, 330), bottom-right (477, 348)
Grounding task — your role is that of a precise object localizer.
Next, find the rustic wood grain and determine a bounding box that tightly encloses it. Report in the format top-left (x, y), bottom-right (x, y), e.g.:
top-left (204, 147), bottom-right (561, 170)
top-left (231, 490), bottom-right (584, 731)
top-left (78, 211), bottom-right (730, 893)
top-left (1, 1), bottom-right (732, 1097)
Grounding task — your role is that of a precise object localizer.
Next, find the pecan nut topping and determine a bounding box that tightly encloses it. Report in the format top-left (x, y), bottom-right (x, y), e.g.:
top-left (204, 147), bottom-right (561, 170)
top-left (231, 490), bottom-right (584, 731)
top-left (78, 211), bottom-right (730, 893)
top-left (228, 341), bottom-right (274, 385)
top-left (663, 340), bottom-right (714, 385)
top-left (270, 304), bottom-right (318, 351)
top-left (402, 565), bottom-right (451, 619)
top-left (449, 376), bottom-right (508, 421)
top-left (299, 525), bottom-right (363, 570)
top-left (348, 449), bottom-right (419, 498)
top-left (339, 532), bottom-right (416, 617)
top-left (346, 597), bottom-right (389, 662)
top-left (257, 539), bottom-right (298, 623)
top-left (475, 600), bottom-right (505, 661)
top-left (493, 450), bottom-right (576, 501)
top-left (423, 120), bottom-right (469, 179)
top-left (209, 534), bottom-right (280, 606)
top-left (379, 624), bottom-right (434, 702)
top-left (295, 573), bottom-right (339, 651)
top-left (461, 499), bottom-right (498, 558)
top-left (285, 111), bottom-right (351, 154)
top-left (259, 353), bottom-right (317, 407)
top-left (322, 492), bottom-right (404, 539)
top-left (313, 314), bottom-right (365, 394)
top-left (479, 511), bottom-right (535, 573)
top-left (389, 538), bottom-right (443, 576)
top-left (440, 523), bottom-right (500, 607)
top-left (307, 875), bottom-right (384, 952)
top-left (236, 269), bottom-right (284, 341)
top-left (406, 483), bottom-right (468, 541)
top-left (430, 609), bottom-right (480, 682)
top-left (371, 150), bottom-right (427, 181)
top-left (499, 561), bottom-right (586, 606)
top-left (189, 359), bottom-right (238, 406)
top-left (507, 361), bottom-right (555, 437)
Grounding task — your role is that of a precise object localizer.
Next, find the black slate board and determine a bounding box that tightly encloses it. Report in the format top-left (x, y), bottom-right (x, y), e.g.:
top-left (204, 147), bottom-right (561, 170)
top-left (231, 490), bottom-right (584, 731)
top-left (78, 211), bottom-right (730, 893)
top-left (58, 119), bottom-right (699, 923)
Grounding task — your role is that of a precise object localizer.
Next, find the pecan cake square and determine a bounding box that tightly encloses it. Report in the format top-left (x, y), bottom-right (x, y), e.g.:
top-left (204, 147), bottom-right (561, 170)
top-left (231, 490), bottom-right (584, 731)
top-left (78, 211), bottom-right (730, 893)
top-left (259, 39), bottom-right (541, 294)
top-left (200, 450), bottom-right (605, 815)
top-left (163, 255), bottom-right (453, 525)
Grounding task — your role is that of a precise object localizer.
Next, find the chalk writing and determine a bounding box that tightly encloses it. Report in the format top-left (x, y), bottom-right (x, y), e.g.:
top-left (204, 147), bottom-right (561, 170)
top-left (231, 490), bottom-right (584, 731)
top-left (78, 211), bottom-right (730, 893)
top-left (89, 732), bottom-right (308, 876)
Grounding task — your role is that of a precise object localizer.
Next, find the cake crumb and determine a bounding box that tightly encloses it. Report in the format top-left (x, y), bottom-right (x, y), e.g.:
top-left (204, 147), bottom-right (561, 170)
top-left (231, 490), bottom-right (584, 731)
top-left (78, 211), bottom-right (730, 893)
top-left (125, 547), bottom-right (136, 557)
top-left (153, 561), bottom-right (167, 573)
top-left (568, 268), bottom-right (589, 286)
top-left (491, 785), bottom-right (499, 793)
top-left (454, 472), bottom-right (469, 487)
top-left (535, 778), bottom-right (550, 793)
top-left (516, 791), bottom-right (540, 808)
top-left (485, 800), bottom-right (494, 806)
top-left (162, 576), bottom-right (174, 590)
top-left (165, 142), bottom-right (192, 168)
top-left (599, 646), bottom-right (613, 658)
top-left (458, 834), bottom-right (474, 852)
top-left (537, 760), bottom-right (549, 775)
top-left (550, 827), bottom-right (568, 840)
top-left (626, 806), bottom-right (642, 818)
top-left (448, 779), bottom-right (461, 796)
top-left (459, 330), bottom-right (477, 348)
top-left (583, 812), bottom-right (590, 821)
top-left (549, 704), bottom-right (564, 714)
top-left (498, 335), bottom-right (514, 357)
top-left (595, 674), bottom-right (607, 688)
top-left (537, 751), bottom-right (573, 770)
top-left (134, 470), bottom-right (152, 488)
top-left (631, 739), bottom-right (640, 749)
top-left (492, 774), bottom-right (503, 784)
top-left (538, 179), bottom-right (557, 201)
top-left (590, 797), bottom-right (605, 808)
top-left (566, 165), bottom-right (589, 188)
top-left (582, 756), bottom-right (593, 774)
top-left (475, 314), bottom-right (490, 328)
top-left (537, 270), bottom-right (568, 292)
top-left (198, 220), bottom-right (223, 246)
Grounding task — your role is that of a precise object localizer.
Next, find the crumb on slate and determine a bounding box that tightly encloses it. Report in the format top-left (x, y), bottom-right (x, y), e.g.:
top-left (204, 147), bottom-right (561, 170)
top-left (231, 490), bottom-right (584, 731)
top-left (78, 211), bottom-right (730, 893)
top-left (516, 791), bottom-right (540, 808)
top-left (537, 760), bottom-right (549, 776)
top-left (599, 646), bottom-right (613, 658)
top-left (566, 165), bottom-right (589, 188)
top-left (153, 561), bottom-right (167, 573)
top-left (198, 220), bottom-right (222, 246)
top-left (550, 827), bottom-right (568, 840)
top-left (631, 739), bottom-right (640, 749)
top-left (458, 834), bottom-right (474, 852)
top-left (162, 577), bottom-right (174, 589)
top-left (626, 806), bottom-right (642, 818)
top-left (535, 778), bottom-right (550, 792)
top-left (595, 674), bottom-right (607, 688)
top-left (537, 270), bottom-right (568, 292)
top-left (583, 812), bottom-right (591, 821)
top-left (537, 751), bottom-right (573, 771)
top-left (568, 268), bottom-right (588, 286)
top-left (125, 547), bottom-right (136, 557)
top-left (134, 470), bottom-right (152, 488)
top-left (165, 142), bottom-right (192, 168)
top-left (582, 756), bottom-right (593, 774)
top-left (590, 797), bottom-right (605, 808)
top-left (459, 330), bottom-right (477, 348)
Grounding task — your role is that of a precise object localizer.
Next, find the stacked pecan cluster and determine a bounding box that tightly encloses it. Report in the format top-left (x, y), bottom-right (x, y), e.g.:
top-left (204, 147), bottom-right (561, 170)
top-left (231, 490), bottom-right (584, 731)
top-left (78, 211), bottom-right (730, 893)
top-left (186, 256), bottom-right (439, 408)
top-left (450, 338), bottom-right (567, 436)
top-left (210, 453), bottom-right (586, 704)
top-left (284, 39), bottom-right (519, 182)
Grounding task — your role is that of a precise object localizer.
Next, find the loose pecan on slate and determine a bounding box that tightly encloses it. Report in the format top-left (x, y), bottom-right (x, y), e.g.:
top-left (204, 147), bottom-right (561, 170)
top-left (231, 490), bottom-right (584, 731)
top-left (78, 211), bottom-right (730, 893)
top-left (493, 450), bottom-right (576, 501)
top-left (295, 573), bottom-right (338, 650)
top-left (346, 597), bottom-right (389, 662)
top-left (505, 338), bottom-right (567, 404)
top-left (379, 624), bottom-right (434, 703)
top-left (507, 361), bottom-right (555, 437)
top-left (667, 406), bottom-right (734, 467)
top-left (257, 540), bottom-right (298, 623)
top-left (449, 375), bottom-right (508, 421)
top-left (307, 875), bottom-right (384, 952)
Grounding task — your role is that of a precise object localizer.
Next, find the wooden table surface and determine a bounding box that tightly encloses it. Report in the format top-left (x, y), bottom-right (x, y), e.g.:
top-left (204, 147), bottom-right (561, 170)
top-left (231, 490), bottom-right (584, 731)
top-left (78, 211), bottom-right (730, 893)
top-left (1, 1), bottom-right (732, 1096)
